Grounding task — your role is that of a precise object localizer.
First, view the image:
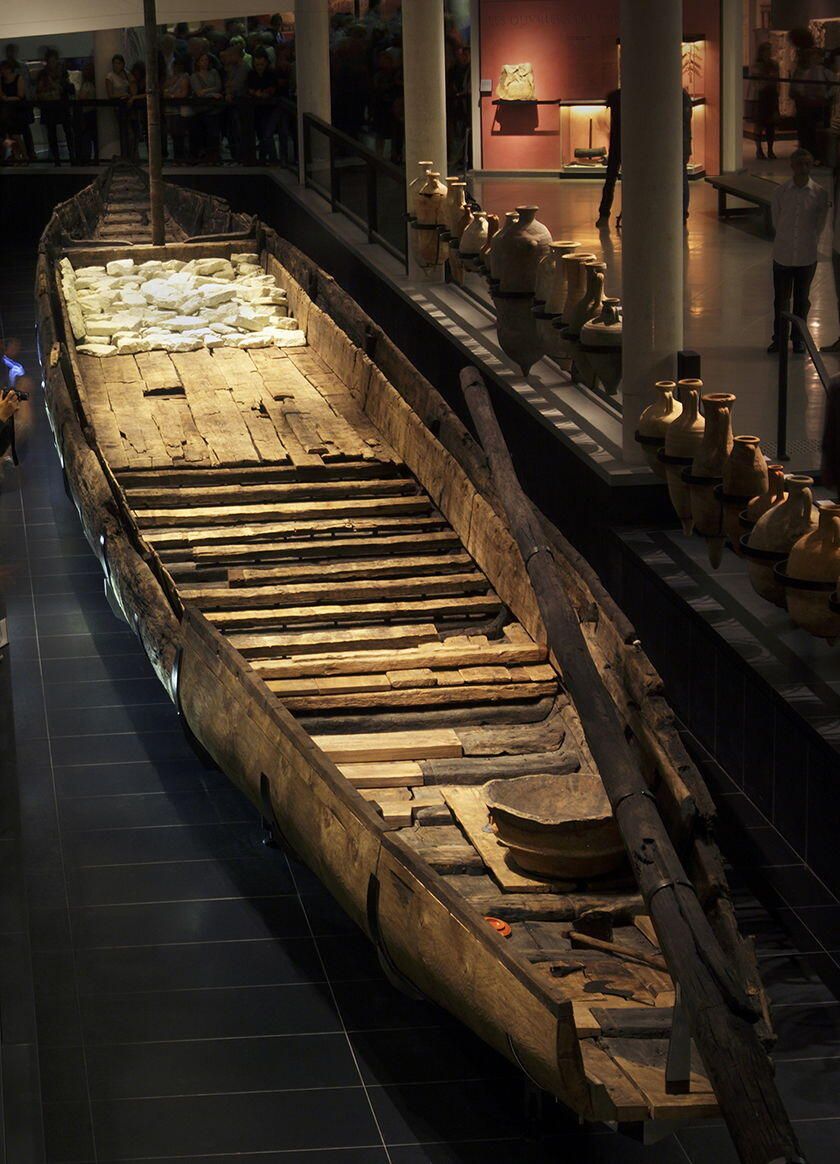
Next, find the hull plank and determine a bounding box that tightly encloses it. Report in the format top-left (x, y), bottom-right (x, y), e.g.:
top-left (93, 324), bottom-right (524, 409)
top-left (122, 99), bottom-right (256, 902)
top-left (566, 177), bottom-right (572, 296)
top-left (39, 169), bottom-right (799, 1154)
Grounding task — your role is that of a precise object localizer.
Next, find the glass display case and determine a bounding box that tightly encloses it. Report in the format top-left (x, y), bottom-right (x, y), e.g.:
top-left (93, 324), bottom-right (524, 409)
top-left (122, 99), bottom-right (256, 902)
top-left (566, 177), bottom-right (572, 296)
top-left (559, 36), bottom-right (707, 176)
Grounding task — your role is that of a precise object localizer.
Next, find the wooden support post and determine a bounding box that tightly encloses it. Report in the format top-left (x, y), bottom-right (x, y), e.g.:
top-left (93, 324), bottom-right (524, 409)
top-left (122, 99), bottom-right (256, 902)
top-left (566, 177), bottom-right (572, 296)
top-left (459, 365), bottom-right (802, 1164)
top-left (143, 0), bottom-right (165, 246)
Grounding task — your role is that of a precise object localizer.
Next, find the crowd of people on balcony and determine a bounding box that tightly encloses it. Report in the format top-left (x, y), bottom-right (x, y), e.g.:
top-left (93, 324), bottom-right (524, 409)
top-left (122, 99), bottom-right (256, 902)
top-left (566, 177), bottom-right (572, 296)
top-left (0, 17), bottom-right (296, 166)
top-left (0, 5), bottom-right (470, 171)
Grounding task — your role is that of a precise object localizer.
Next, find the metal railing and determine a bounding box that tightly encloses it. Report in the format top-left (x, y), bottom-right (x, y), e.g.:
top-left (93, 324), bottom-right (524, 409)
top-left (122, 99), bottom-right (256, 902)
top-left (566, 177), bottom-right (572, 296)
top-left (776, 312), bottom-right (832, 462)
top-left (301, 112), bottom-right (407, 268)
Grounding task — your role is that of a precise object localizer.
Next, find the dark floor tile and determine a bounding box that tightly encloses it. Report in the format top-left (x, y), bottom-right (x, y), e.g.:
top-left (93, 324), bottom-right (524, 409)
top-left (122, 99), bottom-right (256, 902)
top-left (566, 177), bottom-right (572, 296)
top-left (772, 1001), bottom-right (840, 1059)
top-left (775, 1056), bottom-right (840, 1118)
top-left (58, 789), bottom-right (220, 832)
top-left (70, 892), bottom-right (308, 949)
top-left (37, 630), bottom-right (139, 663)
top-left (48, 700), bottom-right (179, 739)
top-left (758, 950), bottom-right (840, 1005)
top-left (42, 652), bottom-right (153, 684)
top-left (796, 1118), bottom-right (840, 1164)
top-left (741, 826), bottom-right (801, 868)
top-left (53, 758), bottom-right (204, 798)
top-left (0, 932), bottom-right (38, 1045)
top-left (87, 1032), bottom-right (358, 1100)
top-left (37, 608), bottom-right (130, 638)
top-left (678, 1124), bottom-right (740, 1164)
top-left (39, 1045), bottom-right (89, 1102)
top-left (80, 980), bottom-right (339, 1044)
top-left (69, 855), bottom-right (294, 908)
top-left (45, 674), bottom-right (169, 711)
top-left (773, 862), bottom-right (840, 907)
top-left (793, 905), bottom-right (840, 952)
top-left (370, 1079), bottom-right (526, 1147)
top-left (302, 887), bottom-right (363, 937)
top-left (92, 1087), bottom-right (379, 1159)
top-left (42, 1100), bottom-right (95, 1164)
top-left (317, 933), bottom-right (384, 983)
top-left (772, 710), bottom-right (809, 856)
top-left (64, 820), bottom-right (262, 868)
top-left (351, 1025), bottom-right (514, 1087)
top-left (333, 977), bottom-right (442, 1033)
top-left (49, 727), bottom-right (197, 768)
top-left (28, 906), bottom-right (73, 950)
top-left (74, 936), bottom-right (325, 995)
top-left (741, 681), bottom-right (774, 819)
top-left (736, 904), bottom-right (817, 954)
top-left (1, 1041), bottom-right (46, 1163)
top-left (35, 992), bottom-right (84, 1047)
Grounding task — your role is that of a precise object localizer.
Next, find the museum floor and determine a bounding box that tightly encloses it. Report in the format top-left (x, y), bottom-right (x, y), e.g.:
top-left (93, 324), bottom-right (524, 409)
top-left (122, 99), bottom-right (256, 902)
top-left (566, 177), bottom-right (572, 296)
top-left (2, 175), bottom-right (840, 1161)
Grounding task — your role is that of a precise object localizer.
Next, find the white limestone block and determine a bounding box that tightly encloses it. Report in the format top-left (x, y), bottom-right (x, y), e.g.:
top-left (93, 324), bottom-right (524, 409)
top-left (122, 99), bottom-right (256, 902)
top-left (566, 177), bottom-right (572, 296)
top-left (232, 252), bottom-right (260, 265)
top-left (209, 322), bottom-right (237, 334)
top-left (273, 329), bottom-right (307, 348)
top-left (106, 259), bottom-right (135, 276)
top-left (236, 332), bottom-right (273, 348)
top-left (75, 266), bottom-right (106, 277)
top-left (119, 290), bottom-right (148, 308)
top-left (234, 306), bottom-right (274, 332)
top-left (161, 259), bottom-right (185, 271)
top-left (167, 316), bottom-right (210, 333)
top-left (199, 284), bottom-right (237, 308)
top-left (194, 258), bottom-right (234, 277)
top-left (116, 336), bottom-right (153, 354)
top-left (77, 343), bottom-right (117, 357)
top-left (68, 300), bottom-right (86, 341)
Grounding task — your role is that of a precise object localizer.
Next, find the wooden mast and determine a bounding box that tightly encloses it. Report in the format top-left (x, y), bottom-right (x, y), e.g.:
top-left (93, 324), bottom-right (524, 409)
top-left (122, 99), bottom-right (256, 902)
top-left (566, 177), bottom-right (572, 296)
top-left (459, 365), bottom-right (802, 1164)
top-left (143, 0), bottom-right (165, 245)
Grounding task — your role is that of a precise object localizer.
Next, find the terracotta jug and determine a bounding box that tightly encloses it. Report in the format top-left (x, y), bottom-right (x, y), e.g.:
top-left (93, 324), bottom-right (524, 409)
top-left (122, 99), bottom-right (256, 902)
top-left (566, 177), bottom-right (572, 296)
top-left (580, 299), bottom-right (623, 395)
top-left (784, 503), bottom-right (840, 640)
top-left (541, 241), bottom-right (580, 316)
top-left (477, 213), bottom-right (499, 274)
top-left (408, 161), bottom-right (435, 219)
top-left (459, 212), bottom-right (489, 269)
top-left (685, 393), bottom-right (735, 566)
top-left (561, 252), bottom-right (597, 324)
top-left (566, 261), bottom-right (606, 336)
top-left (495, 205), bottom-right (552, 294)
top-left (636, 381), bottom-right (682, 479)
top-left (442, 180), bottom-right (468, 238)
top-left (746, 475), bottom-right (817, 608)
top-left (411, 171), bottom-right (447, 270)
top-left (488, 211), bottom-right (519, 288)
top-left (740, 464), bottom-right (786, 542)
top-left (720, 436), bottom-right (768, 554)
top-left (661, 382), bottom-right (704, 534)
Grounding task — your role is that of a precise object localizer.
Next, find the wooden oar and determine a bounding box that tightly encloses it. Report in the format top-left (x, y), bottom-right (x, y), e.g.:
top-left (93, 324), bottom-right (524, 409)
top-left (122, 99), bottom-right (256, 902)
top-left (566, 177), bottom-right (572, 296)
top-left (459, 365), bottom-right (802, 1164)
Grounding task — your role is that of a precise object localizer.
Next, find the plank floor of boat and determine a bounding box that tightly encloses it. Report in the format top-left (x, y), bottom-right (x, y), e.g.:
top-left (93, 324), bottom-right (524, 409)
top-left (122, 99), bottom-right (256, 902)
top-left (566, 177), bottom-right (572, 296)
top-left (93, 175), bottom-right (185, 243)
top-left (115, 480), bottom-right (716, 1119)
top-left (85, 314), bottom-right (717, 1120)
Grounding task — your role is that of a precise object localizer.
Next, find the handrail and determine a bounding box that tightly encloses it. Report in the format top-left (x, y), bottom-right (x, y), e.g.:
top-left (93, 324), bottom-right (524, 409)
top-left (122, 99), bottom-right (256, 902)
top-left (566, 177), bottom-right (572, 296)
top-left (776, 311), bottom-right (831, 462)
top-left (301, 111), bottom-right (407, 269)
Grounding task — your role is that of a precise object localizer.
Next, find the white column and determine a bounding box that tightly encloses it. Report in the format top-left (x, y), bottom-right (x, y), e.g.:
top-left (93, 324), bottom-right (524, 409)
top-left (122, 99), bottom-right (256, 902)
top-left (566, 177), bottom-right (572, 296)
top-left (619, 0), bottom-right (684, 463)
top-left (294, 0), bottom-right (331, 186)
top-left (721, 0), bottom-right (744, 173)
top-left (469, 0), bottom-right (482, 171)
top-left (403, 0), bottom-right (448, 280)
top-left (94, 28), bottom-right (124, 161)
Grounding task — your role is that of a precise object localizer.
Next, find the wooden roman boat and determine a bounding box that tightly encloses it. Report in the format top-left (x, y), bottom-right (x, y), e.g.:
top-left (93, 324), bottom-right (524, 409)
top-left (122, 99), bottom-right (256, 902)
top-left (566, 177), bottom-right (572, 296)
top-left (36, 166), bottom-right (800, 1163)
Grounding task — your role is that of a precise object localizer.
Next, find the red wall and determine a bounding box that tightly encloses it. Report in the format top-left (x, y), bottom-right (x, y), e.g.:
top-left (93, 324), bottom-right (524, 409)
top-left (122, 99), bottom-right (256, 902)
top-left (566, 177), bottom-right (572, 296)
top-left (479, 0), bottom-right (721, 172)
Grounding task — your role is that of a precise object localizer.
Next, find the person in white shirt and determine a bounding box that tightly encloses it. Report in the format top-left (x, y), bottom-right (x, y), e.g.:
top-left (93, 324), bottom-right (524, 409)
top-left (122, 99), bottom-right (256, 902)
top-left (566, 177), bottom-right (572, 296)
top-left (768, 149), bottom-right (830, 354)
top-left (821, 164), bottom-right (840, 354)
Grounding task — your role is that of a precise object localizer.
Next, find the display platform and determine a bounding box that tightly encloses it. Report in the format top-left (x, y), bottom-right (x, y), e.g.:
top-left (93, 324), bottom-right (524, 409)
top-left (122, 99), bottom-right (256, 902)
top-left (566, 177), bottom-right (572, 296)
top-left (616, 526), bottom-right (840, 902)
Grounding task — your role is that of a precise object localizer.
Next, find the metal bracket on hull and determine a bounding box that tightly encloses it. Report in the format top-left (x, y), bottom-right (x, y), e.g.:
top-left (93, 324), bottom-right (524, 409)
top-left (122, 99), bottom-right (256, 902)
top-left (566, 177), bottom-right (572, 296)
top-left (366, 873), bottom-right (425, 1001)
top-left (258, 772), bottom-right (300, 859)
top-left (171, 646), bottom-right (219, 770)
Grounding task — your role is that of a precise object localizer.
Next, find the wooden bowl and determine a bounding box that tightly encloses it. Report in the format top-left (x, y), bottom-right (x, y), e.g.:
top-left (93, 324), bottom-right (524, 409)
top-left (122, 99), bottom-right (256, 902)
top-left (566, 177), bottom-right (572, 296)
top-left (485, 773), bottom-right (624, 879)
